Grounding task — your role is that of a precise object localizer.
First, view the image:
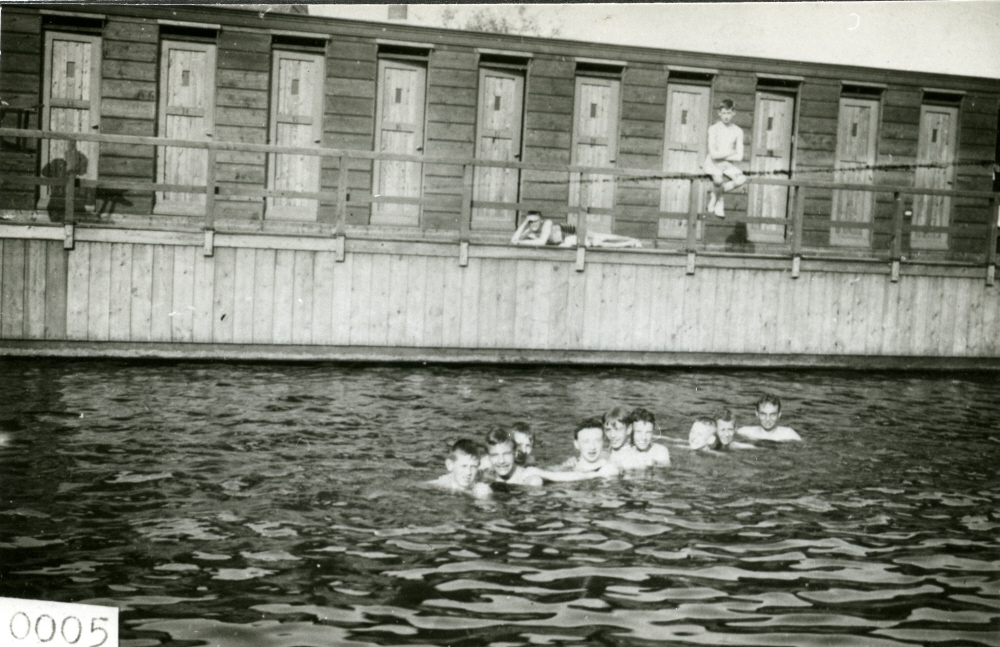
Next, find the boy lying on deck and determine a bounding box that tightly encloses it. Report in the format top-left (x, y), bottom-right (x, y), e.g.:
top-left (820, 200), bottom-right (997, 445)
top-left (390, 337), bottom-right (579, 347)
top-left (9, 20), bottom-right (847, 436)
top-left (511, 212), bottom-right (642, 248)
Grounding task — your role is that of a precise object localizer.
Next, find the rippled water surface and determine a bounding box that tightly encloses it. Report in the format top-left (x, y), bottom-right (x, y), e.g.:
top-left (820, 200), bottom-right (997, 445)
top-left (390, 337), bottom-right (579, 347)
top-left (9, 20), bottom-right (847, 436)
top-left (1, 359), bottom-right (999, 647)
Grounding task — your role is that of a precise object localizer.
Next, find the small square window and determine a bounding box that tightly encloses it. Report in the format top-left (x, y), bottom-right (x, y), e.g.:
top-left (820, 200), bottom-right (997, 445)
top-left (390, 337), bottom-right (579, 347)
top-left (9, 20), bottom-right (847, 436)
top-left (291, 79), bottom-right (299, 96)
top-left (395, 88), bottom-right (402, 103)
top-left (851, 122), bottom-right (857, 137)
top-left (494, 95), bottom-right (502, 111)
top-left (66, 61), bottom-right (75, 78)
top-left (681, 110), bottom-right (687, 126)
top-left (590, 103), bottom-right (597, 118)
top-left (181, 70), bottom-right (190, 87)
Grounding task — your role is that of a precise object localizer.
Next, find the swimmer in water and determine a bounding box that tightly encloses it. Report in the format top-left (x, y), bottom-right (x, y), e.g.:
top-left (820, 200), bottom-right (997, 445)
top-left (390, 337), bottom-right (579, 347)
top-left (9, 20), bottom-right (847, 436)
top-left (482, 427), bottom-right (597, 485)
top-left (510, 421), bottom-right (534, 466)
top-left (736, 394), bottom-right (802, 442)
top-left (715, 408), bottom-right (757, 450)
top-left (558, 418), bottom-right (619, 477)
top-left (613, 408), bottom-right (671, 469)
top-left (603, 406), bottom-right (634, 466)
top-left (688, 417), bottom-right (719, 452)
top-left (427, 439), bottom-right (492, 498)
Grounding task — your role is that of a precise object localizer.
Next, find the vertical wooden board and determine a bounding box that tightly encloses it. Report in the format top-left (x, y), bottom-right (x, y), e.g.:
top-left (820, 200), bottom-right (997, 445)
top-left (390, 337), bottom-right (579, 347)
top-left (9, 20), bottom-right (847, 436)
top-left (107, 243), bottom-right (133, 342)
top-left (729, 269), bottom-right (750, 353)
top-left (458, 258), bottom-right (481, 348)
top-left (565, 265), bottom-right (587, 349)
top-left (368, 253), bottom-right (392, 347)
top-left (495, 258), bottom-right (518, 348)
top-left (981, 288), bottom-right (999, 356)
top-left (192, 249), bottom-right (215, 343)
top-left (821, 275), bottom-right (840, 355)
top-left (631, 265), bottom-right (654, 351)
top-left (878, 278), bottom-right (900, 356)
top-left (385, 254), bottom-right (408, 346)
top-left (272, 249), bottom-right (295, 344)
top-left (617, 263), bottom-right (636, 351)
top-left (834, 276), bottom-right (853, 354)
top-left (848, 276), bottom-right (869, 355)
top-left (422, 256), bottom-right (445, 348)
top-left (678, 269), bottom-right (700, 352)
top-left (786, 273), bottom-right (807, 354)
top-left (44, 241), bottom-right (68, 340)
top-left (0, 241), bottom-right (3, 336)
top-left (963, 282), bottom-right (984, 356)
top-left (801, 274), bottom-right (822, 354)
top-left (580, 262), bottom-right (604, 350)
top-left (252, 249), bottom-right (276, 344)
top-left (404, 254), bottom-right (427, 347)
top-left (212, 247), bottom-right (236, 344)
top-left (862, 275), bottom-right (885, 356)
top-left (86, 242), bottom-right (112, 342)
top-left (920, 277), bottom-right (939, 355)
top-left (908, 277), bottom-right (929, 356)
top-left (476, 258), bottom-right (499, 348)
top-left (312, 251), bottom-right (335, 345)
top-left (666, 269), bottom-right (688, 352)
top-left (329, 253), bottom-right (353, 346)
top-left (936, 277), bottom-right (958, 357)
top-left (757, 271), bottom-right (775, 353)
top-left (170, 246), bottom-right (195, 343)
top-left (25, 240), bottom-right (48, 340)
top-left (292, 251), bottom-right (315, 345)
top-left (232, 247), bottom-right (257, 344)
top-left (2, 239), bottom-right (26, 339)
top-left (150, 245), bottom-right (175, 342)
top-left (129, 245), bottom-right (153, 343)
top-left (598, 264), bottom-right (621, 351)
top-left (513, 259), bottom-right (536, 348)
top-left (548, 262), bottom-right (571, 350)
top-left (66, 244), bottom-right (90, 340)
top-left (531, 261), bottom-right (554, 350)
top-left (439, 258), bottom-right (462, 346)
top-left (707, 268), bottom-right (729, 352)
top-left (348, 253), bottom-right (373, 346)
top-left (950, 279), bottom-right (971, 356)
top-left (893, 278), bottom-right (916, 356)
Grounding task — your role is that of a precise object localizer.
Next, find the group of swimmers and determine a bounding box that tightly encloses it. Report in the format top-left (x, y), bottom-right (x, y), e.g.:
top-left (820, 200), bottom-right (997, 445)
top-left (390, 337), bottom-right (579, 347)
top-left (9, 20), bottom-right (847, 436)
top-left (428, 393), bottom-right (802, 497)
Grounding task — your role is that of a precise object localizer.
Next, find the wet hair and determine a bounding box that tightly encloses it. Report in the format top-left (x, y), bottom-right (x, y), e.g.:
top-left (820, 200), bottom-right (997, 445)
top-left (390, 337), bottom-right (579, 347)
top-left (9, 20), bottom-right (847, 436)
top-left (509, 422), bottom-right (533, 439)
top-left (485, 426), bottom-right (515, 449)
top-left (602, 406), bottom-right (629, 426)
top-left (574, 417), bottom-right (604, 440)
top-left (694, 416), bottom-right (717, 429)
top-left (626, 407), bottom-right (655, 426)
top-left (449, 438), bottom-right (480, 460)
top-left (755, 394), bottom-right (782, 411)
top-left (716, 408), bottom-right (735, 423)
top-left (719, 99), bottom-right (735, 111)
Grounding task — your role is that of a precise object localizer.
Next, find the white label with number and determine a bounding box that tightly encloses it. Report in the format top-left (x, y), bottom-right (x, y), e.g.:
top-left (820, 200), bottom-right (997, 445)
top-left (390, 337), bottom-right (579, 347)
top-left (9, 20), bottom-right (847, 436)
top-left (0, 597), bottom-right (118, 647)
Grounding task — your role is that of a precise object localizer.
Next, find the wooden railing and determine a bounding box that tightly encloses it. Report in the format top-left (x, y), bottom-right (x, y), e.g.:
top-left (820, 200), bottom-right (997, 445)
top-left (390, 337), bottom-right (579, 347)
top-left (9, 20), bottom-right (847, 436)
top-left (1, 127), bottom-right (997, 282)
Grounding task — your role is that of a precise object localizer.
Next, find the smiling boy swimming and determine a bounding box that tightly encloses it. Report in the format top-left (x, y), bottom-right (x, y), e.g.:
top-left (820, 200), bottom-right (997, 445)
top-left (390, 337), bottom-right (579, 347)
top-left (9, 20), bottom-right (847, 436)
top-left (737, 394), bottom-right (802, 442)
top-left (427, 439), bottom-right (492, 498)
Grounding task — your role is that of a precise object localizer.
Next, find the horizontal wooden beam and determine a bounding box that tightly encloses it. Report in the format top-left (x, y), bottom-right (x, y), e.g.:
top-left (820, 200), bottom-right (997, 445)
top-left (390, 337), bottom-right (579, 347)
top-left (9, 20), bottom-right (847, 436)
top-left (2, 340), bottom-right (998, 370)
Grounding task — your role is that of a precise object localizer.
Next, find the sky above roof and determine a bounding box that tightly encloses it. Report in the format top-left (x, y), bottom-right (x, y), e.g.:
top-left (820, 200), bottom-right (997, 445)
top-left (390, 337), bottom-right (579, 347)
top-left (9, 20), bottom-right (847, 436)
top-left (308, 2), bottom-right (1000, 80)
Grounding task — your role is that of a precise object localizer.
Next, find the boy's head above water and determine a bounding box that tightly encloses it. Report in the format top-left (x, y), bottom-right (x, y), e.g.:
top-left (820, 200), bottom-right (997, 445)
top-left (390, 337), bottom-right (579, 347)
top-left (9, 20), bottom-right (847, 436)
top-left (446, 439), bottom-right (481, 489)
top-left (485, 427), bottom-right (517, 478)
top-left (509, 421), bottom-right (533, 465)
top-left (715, 408), bottom-right (736, 446)
top-left (574, 418), bottom-right (606, 463)
top-left (626, 408), bottom-right (656, 451)
top-left (689, 417), bottom-right (718, 451)
top-left (602, 406), bottom-right (630, 451)
top-left (754, 394), bottom-right (782, 431)
top-left (717, 98), bottom-right (736, 125)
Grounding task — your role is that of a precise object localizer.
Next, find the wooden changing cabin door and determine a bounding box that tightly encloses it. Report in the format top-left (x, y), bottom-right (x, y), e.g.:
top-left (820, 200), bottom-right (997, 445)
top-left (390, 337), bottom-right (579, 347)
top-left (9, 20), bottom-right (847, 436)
top-left (570, 76), bottom-right (620, 234)
top-left (660, 83), bottom-right (710, 239)
top-left (155, 40), bottom-right (217, 216)
top-left (371, 59), bottom-right (426, 227)
top-left (911, 104), bottom-right (959, 250)
top-left (831, 97), bottom-right (879, 247)
top-left (472, 67), bottom-right (524, 231)
top-left (748, 91), bottom-right (795, 243)
top-left (267, 50), bottom-right (325, 221)
top-left (39, 31), bottom-right (102, 212)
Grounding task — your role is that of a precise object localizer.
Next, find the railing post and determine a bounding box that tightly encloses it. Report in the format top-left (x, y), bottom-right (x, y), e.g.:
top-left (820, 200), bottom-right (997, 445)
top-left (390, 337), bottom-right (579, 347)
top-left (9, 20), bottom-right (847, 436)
top-left (575, 172), bottom-right (588, 272)
top-left (891, 191), bottom-right (905, 282)
top-left (335, 155), bottom-right (348, 262)
top-left (458, 163), bottom-right (473, 267)
top-left (203, 146), bottom-right (216, 257)
top-left (63, 138), bottom-right (77, 249)
top-left (791, 184), bottom-right (805, 278)
top-left (987, 196), bottom-right (997, 287)
top-left (685, 177), bottom-right (698, 275)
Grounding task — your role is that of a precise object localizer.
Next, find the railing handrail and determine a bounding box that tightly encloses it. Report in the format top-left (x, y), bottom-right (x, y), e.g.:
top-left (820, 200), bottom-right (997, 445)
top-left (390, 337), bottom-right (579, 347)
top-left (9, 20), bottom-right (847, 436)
top-left (2, 127), bottom-right (996, 200)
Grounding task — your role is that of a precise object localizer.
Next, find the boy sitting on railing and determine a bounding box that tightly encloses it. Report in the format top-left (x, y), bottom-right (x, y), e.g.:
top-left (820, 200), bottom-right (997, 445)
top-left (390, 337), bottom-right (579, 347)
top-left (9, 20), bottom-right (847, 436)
top-left (705, 99), bottom-right (747, 218)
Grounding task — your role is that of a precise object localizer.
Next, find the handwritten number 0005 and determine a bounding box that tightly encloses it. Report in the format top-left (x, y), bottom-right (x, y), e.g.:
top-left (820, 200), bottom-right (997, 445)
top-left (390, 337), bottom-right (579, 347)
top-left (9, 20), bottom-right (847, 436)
top-left (9, 612), bottom-right (108, 647)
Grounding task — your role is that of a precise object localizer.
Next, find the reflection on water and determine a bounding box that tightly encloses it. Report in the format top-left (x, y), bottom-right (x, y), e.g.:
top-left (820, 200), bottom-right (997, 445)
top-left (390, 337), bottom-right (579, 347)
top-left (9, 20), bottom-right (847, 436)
top-left (1, 360), bottom-right (998, 646)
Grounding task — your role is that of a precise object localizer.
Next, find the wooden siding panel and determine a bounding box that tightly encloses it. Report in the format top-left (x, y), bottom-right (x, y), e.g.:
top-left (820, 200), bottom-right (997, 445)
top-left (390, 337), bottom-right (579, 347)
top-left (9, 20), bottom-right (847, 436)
top-left (581, 262), bottom-right (603, 349)
top-left (330, 253), bottom-right (352, 345)
top-left (405, 255), bottom-right (427, 347)
top-left (440, 257), bottom-right (462, 346)
top-left (531, 261), bottom-right (554, 350)
top-left (66, 245), bottom-right (89, 340)
top-left (513, 259), bottom-right (536, 348)
top-left (312, 251), bottom-right (335, 345)
top-left (477, 258), bottom-right (500, 348)
top-left (548, 262), bottom-right (570, 350)
top-left (272, 250), bottom-right (295, 344)
top-left (423, 256), bottom-right (446, 347)
top-left (129, 244), bottom-right (152, 342)
top-left (252, 249), bottom-right (276, 344)
top-left (458, 258), bottom-right (480, 348)
top-left (949, 279), bottom-right (970, 356)
top-left (192, 250), bottom-right (214, 343)
top-left (150, 245), bottom-right (174, 342)
top-left (349, 253), bottom-right (373, 346)
top-left (496, 258), bottom-right (518, 348)
top-left (25, 240), bottom-right (47, 340)
top-left (964, 281), bottom-right (983, 356)
top-left (44, 241), bottom-right (68, 340)
top-left (170, 246), bottom-right (195, 343)
top-left (291, 252), bottom-right (315, 345)
top-left (86, 243), bottom-right (112, 342)
top-left (212, 248), bottom-right (237, 345)
top-left (566, 265), bottom-right (587, 348)
top-left (2, 240), bottom-right (25, 339)
top-left (386, 254), bottom-right (408, 347)
top-left (368, 253), bottom-right (391, 347)
top-left (107, 243), bottom-right (132, 342)
top-left (233, 247), bottom-right (256, 344)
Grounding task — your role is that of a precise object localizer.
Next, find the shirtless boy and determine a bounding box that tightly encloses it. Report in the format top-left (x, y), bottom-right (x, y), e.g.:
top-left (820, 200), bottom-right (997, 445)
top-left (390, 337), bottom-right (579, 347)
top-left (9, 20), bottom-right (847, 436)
top-left (510, 422), bottom-right (534, 466)
top-left (715, 408), bottom-right (757, 450)
top-left (613, 408), bottom-right (671, 470)
top-left (737, 394), bottom-right (802, 442)
top-left (688, 417), bottom-right (719, 452)
top-left (428, 439), bottom-right (492, 498)
top-left (483, 427), bottom-right (544, 487)
top-left (560, 418), bottom-right (619, 477)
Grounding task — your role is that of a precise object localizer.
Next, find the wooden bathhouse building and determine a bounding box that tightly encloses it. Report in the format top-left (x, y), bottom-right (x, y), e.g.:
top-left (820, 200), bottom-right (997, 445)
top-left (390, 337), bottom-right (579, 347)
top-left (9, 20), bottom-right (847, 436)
top-left (1, 4), bottom-right (999, 367)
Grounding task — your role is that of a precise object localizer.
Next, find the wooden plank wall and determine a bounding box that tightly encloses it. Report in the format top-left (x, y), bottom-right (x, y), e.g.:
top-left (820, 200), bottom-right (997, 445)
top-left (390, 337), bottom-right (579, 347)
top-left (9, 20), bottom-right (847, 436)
top-left (1, 236), bottom-right (999, 358)
top-left (0, 11), bottom-right (42, 211)
top-left (521, 56), bottom-right (575, 217)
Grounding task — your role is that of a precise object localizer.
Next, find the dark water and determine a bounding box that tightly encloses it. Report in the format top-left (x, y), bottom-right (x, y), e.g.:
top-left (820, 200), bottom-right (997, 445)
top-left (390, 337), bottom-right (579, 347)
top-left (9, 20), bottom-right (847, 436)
top-left (1, 359), bottom-right (998, 647)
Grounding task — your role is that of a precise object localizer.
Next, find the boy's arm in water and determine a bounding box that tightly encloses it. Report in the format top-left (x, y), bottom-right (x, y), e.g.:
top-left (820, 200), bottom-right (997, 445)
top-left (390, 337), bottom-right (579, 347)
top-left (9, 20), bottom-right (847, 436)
top-left (649, 444), bottom-right (671, 465)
